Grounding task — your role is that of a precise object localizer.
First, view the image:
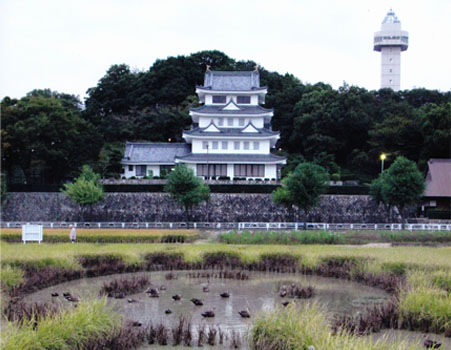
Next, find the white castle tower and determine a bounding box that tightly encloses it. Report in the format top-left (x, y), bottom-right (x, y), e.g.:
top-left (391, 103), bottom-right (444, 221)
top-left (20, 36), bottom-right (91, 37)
top-left (373, 9), bottom-right (409, 91)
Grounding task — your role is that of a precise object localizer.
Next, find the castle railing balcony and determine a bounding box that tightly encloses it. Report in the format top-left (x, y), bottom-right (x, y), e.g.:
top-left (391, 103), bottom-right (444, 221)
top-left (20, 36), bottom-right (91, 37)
top-left (373, 35), bottom-right (408, 51)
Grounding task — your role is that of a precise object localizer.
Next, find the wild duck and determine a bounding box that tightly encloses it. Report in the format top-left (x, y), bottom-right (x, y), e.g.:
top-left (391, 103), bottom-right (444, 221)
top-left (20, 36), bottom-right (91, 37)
top-left (282, 301), bottom-right (290, 307)
top-left (51, 292), bottom-right (59, 297)
top-left (172, 294), bottom-right (182, 301)
top-left (423, 339), bottom-right (441, 349)
top-left (238, 310), bottom-right (250, 318)
top-left (165, 309), bottom-right (172, 314)
top-left (203, 286), bottom-right (209, 293)
top-left (201, 310), bottom-right (215, 317)
top-left (131, 321), bottom-right (142, 327)
top-left (127, 298), bottom-right (138, 303)
top-left (220, 292), bottom-right (230, 298)
top-left (191, 298), bottom-right (203, 306)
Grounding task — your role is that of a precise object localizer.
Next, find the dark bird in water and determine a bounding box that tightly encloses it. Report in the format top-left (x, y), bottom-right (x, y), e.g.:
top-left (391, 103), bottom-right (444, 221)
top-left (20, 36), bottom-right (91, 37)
top-left (127, 299), bottom-right (138, 303)
top-left (63, 292), bottom-right (71, 297)
top-left (238, 310), bottom-right (250, 318)
top-left (220, 292), bottom-right (230, 298)
top-left (51, 292), bottom-right (59, 297)
top-left (424, 339), bottom-right (442, 349)
top-left (172, 294), bottom-right (182, 301)
top-left (66, 296), bottom-right (79, 302)
top-left (165, 309), bottom-right (172, 314)
top-left (201, 310), bottom-right (215, 318)
top-left (131, 321), bottom-right (142, 327)
top-left (282, 301), bottom-right (290, 307)
top-left (191, 298), bottom-right (203, 306)
top-left (147, 288), bottom-right (159, 297)
top-left (115, 293), bottom-right (125, 299)
top-left (203, 286), bottom-right (209, 293)
top-left (279, 290), bottom-right (287, 298)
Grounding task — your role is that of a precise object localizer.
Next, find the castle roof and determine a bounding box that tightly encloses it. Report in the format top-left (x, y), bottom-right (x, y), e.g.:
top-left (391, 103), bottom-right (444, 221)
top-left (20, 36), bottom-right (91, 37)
top-left (424, 159), bottom-right (451, 197)
top-left (199, 71), bottom-right (266, 91)
top-left (190, 104), bottom-right (273, 115)
top-left (122, 142), bottom-right (191, 164)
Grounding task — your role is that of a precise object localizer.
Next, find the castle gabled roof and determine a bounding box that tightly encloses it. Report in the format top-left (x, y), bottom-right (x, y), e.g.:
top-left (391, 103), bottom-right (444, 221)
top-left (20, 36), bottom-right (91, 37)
top-left (198, 71), bottom-right (266, 91)
top-left (190, 104), bottom-right (273, 115)
top-left (122, 142), bottom-right (191, 164)
top-left (183, 122), bottom-right (279, 137)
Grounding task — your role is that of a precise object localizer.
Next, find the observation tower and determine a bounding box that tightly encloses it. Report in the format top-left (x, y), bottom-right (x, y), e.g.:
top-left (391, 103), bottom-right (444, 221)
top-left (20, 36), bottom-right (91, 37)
top-left (373, 9), bottom-right (409, 91)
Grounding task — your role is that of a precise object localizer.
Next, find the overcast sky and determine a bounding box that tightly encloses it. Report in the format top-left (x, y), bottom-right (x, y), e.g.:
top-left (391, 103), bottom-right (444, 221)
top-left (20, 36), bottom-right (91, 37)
top-left (1, 0), bottom-right (450, 102)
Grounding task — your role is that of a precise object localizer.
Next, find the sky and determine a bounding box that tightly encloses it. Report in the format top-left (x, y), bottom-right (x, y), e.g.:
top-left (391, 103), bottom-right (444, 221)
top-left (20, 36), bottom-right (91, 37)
top-left (1, 0), bottom-right (450, 102)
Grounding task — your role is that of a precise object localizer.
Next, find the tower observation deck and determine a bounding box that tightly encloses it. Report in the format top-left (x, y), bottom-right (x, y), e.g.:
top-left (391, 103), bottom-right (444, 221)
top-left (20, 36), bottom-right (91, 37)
top-left (373, 9), bottom-right (409, 91)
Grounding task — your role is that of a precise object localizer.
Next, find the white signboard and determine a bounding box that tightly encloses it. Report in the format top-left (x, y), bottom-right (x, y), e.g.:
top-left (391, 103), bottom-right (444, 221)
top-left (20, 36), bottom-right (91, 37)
top-left (22, 224), bottom-right (43, 244)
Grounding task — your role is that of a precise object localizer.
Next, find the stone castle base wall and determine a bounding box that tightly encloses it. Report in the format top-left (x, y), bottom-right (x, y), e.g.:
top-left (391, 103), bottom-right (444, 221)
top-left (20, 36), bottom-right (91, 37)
top-left (1, 192), bottom-right (398, 223)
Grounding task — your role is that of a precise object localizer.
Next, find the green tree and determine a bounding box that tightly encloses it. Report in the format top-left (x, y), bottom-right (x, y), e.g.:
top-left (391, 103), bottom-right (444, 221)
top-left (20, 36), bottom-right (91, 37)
top-left (1, 91), bottom-right (100, 184)
top-left (165, 164), bottom-right (210, 222)
top-left (97, 142), bottom-right (125, 179)
top-left (273, 162), bottom-right (329, 220)
top-left (272, 177), bottom-right (296, 220)
top-left (375, 156), bottom-right (425, 227)
top-left (61, 165), bottom-right (104, 221)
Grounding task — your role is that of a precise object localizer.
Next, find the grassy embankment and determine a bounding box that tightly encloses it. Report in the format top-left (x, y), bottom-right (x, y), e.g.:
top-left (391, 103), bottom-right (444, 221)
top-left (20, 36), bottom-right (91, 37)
top-left (0, 228), bottom-right (199, 243)
top-left (1, 242), bottom-right (450, 349)
top-left (218, 229), bottom-right (451, 245)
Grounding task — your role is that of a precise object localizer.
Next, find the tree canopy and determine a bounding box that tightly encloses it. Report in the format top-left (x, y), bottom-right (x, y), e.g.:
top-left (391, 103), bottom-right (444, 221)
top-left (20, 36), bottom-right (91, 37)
top-left (165, 164), bottom-right (210, 221)
top-left (273, 162), bottom-right (329, 219)
top-left (2, 51), bottom-right (450, 185)
top-left (370, 156), bottom-right (425, 226)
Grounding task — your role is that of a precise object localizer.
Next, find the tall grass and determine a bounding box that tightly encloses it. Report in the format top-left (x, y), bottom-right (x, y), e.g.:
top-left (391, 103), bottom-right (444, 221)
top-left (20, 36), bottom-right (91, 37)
top-left (1, 299), bottom-right (120, 350)
top-left (250, 303), bottom-right (419, 350)
top-left (0, 265), bottom-right (23, 290)
top-left (1, 228), bottom-right (199, 243)
top-left (219, 230), bottom-right (344, 244)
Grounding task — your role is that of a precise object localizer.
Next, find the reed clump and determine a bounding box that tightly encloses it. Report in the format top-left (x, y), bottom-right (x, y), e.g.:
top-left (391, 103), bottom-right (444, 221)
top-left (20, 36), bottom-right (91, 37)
top-left (250, 303), bottom-right (419, 350)
top-left (1, 299), bottom-right (120, 350)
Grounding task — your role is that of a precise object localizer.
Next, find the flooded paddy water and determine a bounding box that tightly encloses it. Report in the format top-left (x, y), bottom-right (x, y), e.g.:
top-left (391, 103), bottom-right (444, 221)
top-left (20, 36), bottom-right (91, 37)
top-left (22, 270), bottom-right (449, 349)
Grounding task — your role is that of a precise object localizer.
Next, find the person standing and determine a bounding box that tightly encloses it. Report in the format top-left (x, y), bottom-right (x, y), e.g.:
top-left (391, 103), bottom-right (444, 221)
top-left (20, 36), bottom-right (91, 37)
top-left (69, 224), bottom-right (76, 243)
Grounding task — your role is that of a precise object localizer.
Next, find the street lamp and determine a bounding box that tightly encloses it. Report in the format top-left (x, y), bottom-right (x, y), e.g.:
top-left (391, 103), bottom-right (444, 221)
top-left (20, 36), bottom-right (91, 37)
top-left (380, 153), bottom-right (386, 173)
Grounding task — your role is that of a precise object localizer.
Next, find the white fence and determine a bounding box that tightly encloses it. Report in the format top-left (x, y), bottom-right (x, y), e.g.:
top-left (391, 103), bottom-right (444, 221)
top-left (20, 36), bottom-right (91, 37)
top-left (2, 221), bottom-right (450, 231)
top-left (22, 224), bottom-right (43, 243)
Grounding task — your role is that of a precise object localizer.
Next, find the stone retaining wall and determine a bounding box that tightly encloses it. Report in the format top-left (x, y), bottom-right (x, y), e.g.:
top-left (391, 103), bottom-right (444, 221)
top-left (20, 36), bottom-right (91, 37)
top-left (1, 192), bottom-right (400, 223)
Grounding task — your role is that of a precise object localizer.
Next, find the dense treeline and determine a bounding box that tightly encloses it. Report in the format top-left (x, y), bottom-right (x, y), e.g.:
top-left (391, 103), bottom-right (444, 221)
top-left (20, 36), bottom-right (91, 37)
top-left (1, 50), bottom-right (450, 184)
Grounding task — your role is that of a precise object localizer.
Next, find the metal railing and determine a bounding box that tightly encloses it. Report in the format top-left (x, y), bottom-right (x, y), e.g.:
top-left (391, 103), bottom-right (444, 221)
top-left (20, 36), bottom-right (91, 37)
top-left (1, 222), bottom-right (450, 231)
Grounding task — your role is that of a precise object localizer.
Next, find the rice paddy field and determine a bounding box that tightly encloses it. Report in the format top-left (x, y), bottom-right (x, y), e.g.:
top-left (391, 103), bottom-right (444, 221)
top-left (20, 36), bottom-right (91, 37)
top-left (1, 237), bottom-right (450, 349)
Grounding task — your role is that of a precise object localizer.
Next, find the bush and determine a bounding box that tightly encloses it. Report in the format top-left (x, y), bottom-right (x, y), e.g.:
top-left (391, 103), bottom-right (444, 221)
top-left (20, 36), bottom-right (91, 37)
top-left (426, 209), bottom-right (451, 219)
top-left (331, 173), bottom-right (341, 181)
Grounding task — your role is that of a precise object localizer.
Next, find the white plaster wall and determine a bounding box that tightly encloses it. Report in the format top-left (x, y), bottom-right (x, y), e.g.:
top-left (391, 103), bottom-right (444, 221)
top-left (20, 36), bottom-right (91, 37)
top-left (192, 139), bottom-right (270, 154)
top-left (265, 164), bottom-right (277, 179)
top-left (123, 164), bottom-right (161, 178)
top-left (227, 164), bottom-right (234, 178)
top-left (205, 94), bottom-right (260, 106)
top-left (186, 163), bottom-right (197, 175)
top-left (199, 116), bottom-right (264, 128)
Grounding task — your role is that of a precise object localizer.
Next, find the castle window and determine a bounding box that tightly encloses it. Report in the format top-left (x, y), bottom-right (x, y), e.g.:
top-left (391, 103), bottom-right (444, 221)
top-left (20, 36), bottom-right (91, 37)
top-left (227, 118), bottom-right (234, 126)
top-left (128, 165), bottom-right (133, 171)
top-left (389, 69), bottom-right (392, 73)
top-left (253, 142), bottom-right (260, 150)
top-left (222, 141), bottom-right (228, 150)
top-left (234, 141), bottom-right (240, 150)
top-left (218, 118), bottom-right (224, 126)
top-left (212, 96), bottom-right (226, 103)
top-left (212, 141), bottom-right (218, 149)
top-left (237, 96), bottom-right (251, 104)
top-left (136, 165), bottom-right (147, 177)
top-left (202, 141), bottom-right (208, 149)
top-left (243, 142), bottom-right (250, 150)
top-left (234, 164), bottom-right (264, 177)
top-left (239, 118), bottom-right (245, 126)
